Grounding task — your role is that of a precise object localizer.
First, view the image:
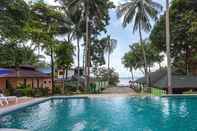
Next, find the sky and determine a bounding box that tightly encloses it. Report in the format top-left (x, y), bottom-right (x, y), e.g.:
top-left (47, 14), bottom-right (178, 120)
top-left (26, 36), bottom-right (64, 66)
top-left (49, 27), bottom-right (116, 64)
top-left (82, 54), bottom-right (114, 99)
top-left (43, 0), bottom-right (167, 78)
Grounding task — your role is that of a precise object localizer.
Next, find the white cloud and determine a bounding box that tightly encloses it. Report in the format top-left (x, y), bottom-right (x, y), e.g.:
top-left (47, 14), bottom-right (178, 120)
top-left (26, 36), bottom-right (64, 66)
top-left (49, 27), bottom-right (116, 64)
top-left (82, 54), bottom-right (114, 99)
top-left (44, 0), bottom-right (60, 6)
top-left (110, 0), bottom-right (126, 6)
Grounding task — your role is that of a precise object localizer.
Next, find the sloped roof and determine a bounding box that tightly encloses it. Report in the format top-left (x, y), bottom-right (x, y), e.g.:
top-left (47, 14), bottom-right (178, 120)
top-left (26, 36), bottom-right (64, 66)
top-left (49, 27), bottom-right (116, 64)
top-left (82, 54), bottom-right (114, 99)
top-left (37, 67), bottom-right (52, 74)
top-left (154, 75), bottom-right (197, 88)
top-left (0, 68), bottom-right (50, 78)
top-left (135, 68), bottom-right (166, 84)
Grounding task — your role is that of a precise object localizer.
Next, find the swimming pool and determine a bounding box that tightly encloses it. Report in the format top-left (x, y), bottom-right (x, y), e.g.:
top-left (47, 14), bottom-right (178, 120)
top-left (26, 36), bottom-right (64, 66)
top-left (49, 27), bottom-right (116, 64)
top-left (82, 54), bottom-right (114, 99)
top-left (1, 96), bottom-right (197, 131)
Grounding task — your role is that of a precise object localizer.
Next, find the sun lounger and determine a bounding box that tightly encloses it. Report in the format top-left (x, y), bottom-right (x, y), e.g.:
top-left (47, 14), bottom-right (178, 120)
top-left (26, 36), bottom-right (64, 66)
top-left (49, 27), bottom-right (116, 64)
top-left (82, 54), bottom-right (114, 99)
top-left (0, 93), bottom-right (18, 105)
top-left (0, 99), bottom-right (3, 106)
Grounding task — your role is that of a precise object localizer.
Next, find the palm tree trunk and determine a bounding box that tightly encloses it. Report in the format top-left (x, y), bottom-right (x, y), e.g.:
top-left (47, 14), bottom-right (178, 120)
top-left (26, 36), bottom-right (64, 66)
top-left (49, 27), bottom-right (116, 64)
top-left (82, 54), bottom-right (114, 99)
top-left (82, 41), bottom-right (85, 74)
top-left (107, 38), bottom-right (110, 70)
top-left (84, 9), bottom-right (89, 89)
top-left (139, 23), bottom-right (149, 87)
top-left (166, 0), bottom-right (172, 94)
top-left (50, 46), bottom-right (55, 94)
top-left (131, 68), bottom-right (134, 81)
top-left (108, 45), bottom-right (110, 82)
top-left (77, 37), bottom-right (80, 91)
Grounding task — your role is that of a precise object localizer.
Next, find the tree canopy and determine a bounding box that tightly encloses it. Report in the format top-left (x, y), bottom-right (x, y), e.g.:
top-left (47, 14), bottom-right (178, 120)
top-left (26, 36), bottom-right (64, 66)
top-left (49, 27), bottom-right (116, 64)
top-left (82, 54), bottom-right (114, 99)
top-left (150, 0), bottom-right (197, 74)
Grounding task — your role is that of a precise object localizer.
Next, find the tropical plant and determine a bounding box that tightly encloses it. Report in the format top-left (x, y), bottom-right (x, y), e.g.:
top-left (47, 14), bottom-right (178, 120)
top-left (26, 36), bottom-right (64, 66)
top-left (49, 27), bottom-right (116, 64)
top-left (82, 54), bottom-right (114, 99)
top-left (55, 41), bottom-right (74, 80)
top-left (117, 0), bottom-right (162, 86)
top-left (95, 67), bottom-right (119, 86)
top-left (0, 42), bottom-right (40, 67)
top-left (28, 1), bottom-right (71, 93)
top-left (150, 0), bottom-right (197, 76)
top-left (0, 0), bottom-right (29, 40)
top-left (122, 41), bottom-right (164, 81)
top-left (62, 0), bottom-right (114, 88)
top-left (104, 36), bottom-right (117, 71)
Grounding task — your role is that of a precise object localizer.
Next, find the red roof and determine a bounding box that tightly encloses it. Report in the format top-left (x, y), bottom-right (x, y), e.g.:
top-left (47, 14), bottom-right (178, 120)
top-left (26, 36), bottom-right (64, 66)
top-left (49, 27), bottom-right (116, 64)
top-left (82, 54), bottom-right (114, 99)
top-left (0, 68), bottom-right (51, 78)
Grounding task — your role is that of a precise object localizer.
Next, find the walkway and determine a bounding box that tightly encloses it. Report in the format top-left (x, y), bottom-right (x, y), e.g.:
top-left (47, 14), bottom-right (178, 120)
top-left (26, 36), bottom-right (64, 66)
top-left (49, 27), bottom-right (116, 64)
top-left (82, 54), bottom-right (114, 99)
top-left (102, 86), bottom-right (137, 95)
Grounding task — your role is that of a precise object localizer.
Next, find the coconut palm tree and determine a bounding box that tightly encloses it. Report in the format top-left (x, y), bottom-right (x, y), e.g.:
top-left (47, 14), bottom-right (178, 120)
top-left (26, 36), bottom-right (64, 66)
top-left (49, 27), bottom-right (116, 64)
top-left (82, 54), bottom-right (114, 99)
top-left (66, 0), bottom-right (110, 88)
top-left (165, 0), bottom-right (172, 94)
top-left (105, 35), bottom-right (117, 71)
top-left (117, 0), bottom-right (162, 87)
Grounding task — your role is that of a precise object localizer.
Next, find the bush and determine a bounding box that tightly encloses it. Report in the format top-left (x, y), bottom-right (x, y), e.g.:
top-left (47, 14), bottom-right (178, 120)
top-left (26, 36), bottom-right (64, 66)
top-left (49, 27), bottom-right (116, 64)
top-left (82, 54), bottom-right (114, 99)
top-left (94, 67), bottom-right (119, 86)
top-left (16, 84), bottom-right (32, 96)
top-left (16, 88), bottom-right (32, 96)
top-left (32, 88), bottom-right (49, 97)
top-left (53, 86), bottom-right (62, 94)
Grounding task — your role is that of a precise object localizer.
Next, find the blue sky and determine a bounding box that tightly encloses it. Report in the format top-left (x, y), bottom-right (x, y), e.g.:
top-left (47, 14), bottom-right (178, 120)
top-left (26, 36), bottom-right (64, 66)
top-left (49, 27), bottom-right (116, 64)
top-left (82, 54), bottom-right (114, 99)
top-left (44, 0), bottom-right (167, 78)
top-left (101, 0), bottom-right (167, 78)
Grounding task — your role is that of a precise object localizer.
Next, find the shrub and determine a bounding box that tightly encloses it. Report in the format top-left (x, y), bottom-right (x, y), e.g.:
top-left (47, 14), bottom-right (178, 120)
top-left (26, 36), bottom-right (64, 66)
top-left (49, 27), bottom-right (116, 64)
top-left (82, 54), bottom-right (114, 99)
top-left (16, 84), bottom-right (32, 96)
top-left (95, 67), bottom-right (119, 86)
top-left (53, 86), bottom-right (62, 94)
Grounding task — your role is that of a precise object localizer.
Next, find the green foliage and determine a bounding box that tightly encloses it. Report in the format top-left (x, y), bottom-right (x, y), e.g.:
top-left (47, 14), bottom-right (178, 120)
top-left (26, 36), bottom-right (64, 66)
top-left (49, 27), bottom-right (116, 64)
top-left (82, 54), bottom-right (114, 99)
top-left (53, 86), bottom-right (62, 94)
top-left (122, 41), bottom-right (164, 73)
top-left (117, 0), bottom-right (162, 32)
top-left (117, 0), bottom-right (162, 86)
top-left (0, 42), bottom-right (40, 67)
top-left (32, 88), bottom-right (49, 97)
top-left (150, 0), bottom-right (197, 74)
top-left (64, 81), bottom-right (79, 93)
top-left (151, 87), bottom-right (167, 96)
top-left (0, 0), bottom-right (30, 40)
top-left (55, 41), bottom-right (74, 70)
top-left (91, 38), bottom-right (107, 67)
top-left (95, 67), bottom-right (119, 86)
top-left (16, 84), bottom-right (32, 96)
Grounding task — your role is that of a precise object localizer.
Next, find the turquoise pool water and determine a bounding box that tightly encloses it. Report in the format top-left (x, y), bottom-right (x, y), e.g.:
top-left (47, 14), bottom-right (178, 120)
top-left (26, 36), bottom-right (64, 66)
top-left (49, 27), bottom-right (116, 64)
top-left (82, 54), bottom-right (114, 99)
top-left (1, 97), bottom-right (197, 131)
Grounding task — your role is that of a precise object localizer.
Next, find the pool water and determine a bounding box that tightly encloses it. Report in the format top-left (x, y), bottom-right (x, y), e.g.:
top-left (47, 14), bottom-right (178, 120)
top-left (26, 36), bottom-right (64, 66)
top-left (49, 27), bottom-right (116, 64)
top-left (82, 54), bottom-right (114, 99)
top-left (1, 97), bottom-right (197, 131)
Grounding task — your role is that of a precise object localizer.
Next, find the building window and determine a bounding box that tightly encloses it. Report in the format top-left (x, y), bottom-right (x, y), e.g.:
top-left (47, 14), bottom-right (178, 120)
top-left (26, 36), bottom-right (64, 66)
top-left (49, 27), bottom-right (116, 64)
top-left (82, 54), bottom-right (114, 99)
top-left (44, 81), bottom-right (47, 84)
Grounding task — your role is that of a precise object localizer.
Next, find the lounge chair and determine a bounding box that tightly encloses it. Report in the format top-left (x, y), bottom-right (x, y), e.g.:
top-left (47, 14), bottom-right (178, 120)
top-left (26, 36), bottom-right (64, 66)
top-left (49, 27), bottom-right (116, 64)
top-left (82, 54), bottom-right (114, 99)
top-left (0, 99), bottom-right (3, 106)
top-left (0, 93), bottom-right (18, 105)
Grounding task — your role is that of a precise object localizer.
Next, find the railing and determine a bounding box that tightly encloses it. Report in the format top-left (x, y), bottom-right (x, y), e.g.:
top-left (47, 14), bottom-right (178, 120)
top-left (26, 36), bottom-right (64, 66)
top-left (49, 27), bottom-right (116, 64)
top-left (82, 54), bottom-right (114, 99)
top-left (151, 87), bottom-right (167, 96)
top-left (89, 81), bottom-right (109, 93)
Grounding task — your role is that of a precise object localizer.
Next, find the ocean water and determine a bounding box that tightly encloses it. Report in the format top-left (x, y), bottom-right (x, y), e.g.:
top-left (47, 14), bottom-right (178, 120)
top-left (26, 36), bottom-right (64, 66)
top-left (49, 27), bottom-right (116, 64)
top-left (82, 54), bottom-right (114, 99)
top-left (118, 77), bottom-right (131, 86)
top-left (1, 97), bottom-right (197, 131)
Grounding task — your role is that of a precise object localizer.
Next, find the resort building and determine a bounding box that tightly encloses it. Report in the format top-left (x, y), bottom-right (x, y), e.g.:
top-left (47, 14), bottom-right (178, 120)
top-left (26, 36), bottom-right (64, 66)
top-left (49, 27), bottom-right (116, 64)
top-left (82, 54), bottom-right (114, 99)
top-left (135, 69), bottom-right (197, 94)
top-left (0, 65), bottom-right (52, 92)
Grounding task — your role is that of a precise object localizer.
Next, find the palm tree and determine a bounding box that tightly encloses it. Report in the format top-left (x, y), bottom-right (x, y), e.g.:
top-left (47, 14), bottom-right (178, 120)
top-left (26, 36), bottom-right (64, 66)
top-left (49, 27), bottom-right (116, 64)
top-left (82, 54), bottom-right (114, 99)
top-left (117, 0), bottom-right (162, 87)
top-left (104, 35), bottom-right (117, 83)
top-left (66, 0), bottom-right (108, 88)
top-left (166, 0), bottom-right (172, 94)
top-left (105, 35), bottom-right (117, 71)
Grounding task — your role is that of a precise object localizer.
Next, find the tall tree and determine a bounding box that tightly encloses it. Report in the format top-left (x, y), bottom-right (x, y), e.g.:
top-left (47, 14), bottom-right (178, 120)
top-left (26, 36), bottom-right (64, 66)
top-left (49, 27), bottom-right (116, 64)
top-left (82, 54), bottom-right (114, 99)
top-left (122, 41), bottom-right (164, 81)
top-left (165, 0), bottom-right (172, 94)
top-left (64, 0), bottom-right (113, 88)
top-left (0, 42), bottom-right (40, 67)
top-left (150, 0), bottom-right (197, 76)
top-left (0, 0), bottom-right (29, 40)
top-left (104, 36), bottom-right (117, 71)
top-left (55, 41), bottom-right (74, 91)
top-left (117, 0), bottom-right (162, 86)
top-left (28, 1), bottom-right (70, 93)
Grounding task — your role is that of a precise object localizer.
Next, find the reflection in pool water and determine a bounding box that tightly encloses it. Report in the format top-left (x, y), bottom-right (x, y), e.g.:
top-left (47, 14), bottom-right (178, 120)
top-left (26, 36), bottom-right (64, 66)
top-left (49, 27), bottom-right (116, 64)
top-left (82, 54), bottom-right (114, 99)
top-left (1, 97), bottom-right (197, 131)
